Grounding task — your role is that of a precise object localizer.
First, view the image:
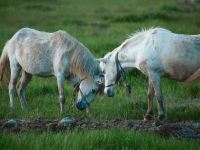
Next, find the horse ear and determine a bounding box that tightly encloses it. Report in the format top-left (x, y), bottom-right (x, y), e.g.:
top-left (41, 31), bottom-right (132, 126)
top-left (96, 58), bottom-right (107, 63)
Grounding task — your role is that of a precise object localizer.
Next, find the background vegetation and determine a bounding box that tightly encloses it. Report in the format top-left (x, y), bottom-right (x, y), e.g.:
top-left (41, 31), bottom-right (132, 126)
top-left (0, 0), bottom-right (200, 149)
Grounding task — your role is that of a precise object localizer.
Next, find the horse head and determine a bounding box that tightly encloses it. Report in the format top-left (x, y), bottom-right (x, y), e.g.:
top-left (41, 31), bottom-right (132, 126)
top-left (75, 74), bottom-right (104, 110)
top-left (98, 56), bottom-right (117, 97)
top-left (98, 52), bottom-right (130, 97)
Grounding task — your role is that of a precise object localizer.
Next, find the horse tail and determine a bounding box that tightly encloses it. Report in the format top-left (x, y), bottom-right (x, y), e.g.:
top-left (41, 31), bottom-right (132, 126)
top-left (184, 68), bottom-right (200, 83)
top-left (0, 42), bottom-right (10, 88)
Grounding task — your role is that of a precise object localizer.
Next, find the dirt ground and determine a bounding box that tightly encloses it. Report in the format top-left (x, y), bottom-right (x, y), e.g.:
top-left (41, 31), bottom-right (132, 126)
top-left (1, 118), bottom-right (200, 139)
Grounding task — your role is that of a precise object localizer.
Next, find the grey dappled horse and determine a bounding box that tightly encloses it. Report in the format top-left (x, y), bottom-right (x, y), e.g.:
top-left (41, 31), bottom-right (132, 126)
top-left (0, 28), bottom-right (104, 115)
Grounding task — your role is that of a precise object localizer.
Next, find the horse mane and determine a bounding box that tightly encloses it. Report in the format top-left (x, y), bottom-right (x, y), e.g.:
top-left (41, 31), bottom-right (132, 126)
top-left (120, 27), bottom-right (159, 48)
top-left (103, 27), bottom-right (172, 60)
top-left (104, 28), bottom-right (154, 59)
top-left (128, 27), bottom-right (171, 39)
top-left (125, 27), bottom-right (172, 46)
top-left (64, 34), bottom-right (100, 79)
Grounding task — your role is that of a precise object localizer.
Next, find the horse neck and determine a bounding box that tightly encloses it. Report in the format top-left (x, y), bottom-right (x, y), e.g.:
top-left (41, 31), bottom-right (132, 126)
top-left (69, 45), bottom-right (99, 80)
top-left (111, 47), bottom-right (137, 69)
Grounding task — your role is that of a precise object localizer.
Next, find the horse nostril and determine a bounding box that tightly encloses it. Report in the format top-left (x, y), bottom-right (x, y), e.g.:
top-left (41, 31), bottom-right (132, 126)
top-left (76, 101), bottom-right (87, 111)
top-left (107, 89), bottom-right (114, 97)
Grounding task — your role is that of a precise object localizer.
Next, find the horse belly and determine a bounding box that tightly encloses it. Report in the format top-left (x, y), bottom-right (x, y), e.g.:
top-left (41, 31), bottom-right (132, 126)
top-left (162, 54), bottom-right (200, 81)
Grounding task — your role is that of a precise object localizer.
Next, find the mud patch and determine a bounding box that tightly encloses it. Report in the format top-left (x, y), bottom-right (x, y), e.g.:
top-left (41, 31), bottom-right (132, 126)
top-left (0, 118), bottom-right (200, 139)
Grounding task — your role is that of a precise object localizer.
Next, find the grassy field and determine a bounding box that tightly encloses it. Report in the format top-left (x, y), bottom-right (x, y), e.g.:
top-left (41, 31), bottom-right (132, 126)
top-left (0, 0), bottom-right (200, 149)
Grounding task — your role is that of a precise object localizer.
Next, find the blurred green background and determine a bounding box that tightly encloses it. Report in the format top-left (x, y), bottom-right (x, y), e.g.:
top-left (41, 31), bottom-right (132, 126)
top-left (0, 0), bottom-right (200, 149)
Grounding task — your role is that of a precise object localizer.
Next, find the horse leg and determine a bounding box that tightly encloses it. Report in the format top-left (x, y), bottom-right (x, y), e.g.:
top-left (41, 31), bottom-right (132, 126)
top-left (17, 71), bottom-right (32, 111)
top-left (9, 66), bottom-right (20, 109)
top-left (150, 74), bottom-right (165, 121)
top-left (86, 105), bottom-right (92, 121)
top-left (56, 73), bottom-right (65, 112)
top-left (144, 79), bottom-right (155, 121)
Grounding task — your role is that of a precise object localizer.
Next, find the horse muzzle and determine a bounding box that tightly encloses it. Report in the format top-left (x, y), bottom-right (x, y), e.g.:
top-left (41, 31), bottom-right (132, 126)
top-left (104, 88), bottom-right (114, 97)
top-left (76, 100), bottom-right (88, 111)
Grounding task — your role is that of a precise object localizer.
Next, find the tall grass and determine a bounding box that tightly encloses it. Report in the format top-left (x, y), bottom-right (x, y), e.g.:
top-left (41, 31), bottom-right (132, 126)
top-left (0, 129), bottom-right (200, 150)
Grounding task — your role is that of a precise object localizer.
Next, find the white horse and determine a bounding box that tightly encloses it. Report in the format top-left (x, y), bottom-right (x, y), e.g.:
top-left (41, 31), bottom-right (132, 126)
top-left (0, 28), bottom-right (104, 113)
top-left (99, 28), bottom-right (200, 121)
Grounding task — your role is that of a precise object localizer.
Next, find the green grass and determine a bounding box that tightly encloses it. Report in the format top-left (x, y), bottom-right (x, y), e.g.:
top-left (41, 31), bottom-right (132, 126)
top-left (0, 0), bottom-right (200, 149)
top-left (1, 129), bottom-right (200, 150)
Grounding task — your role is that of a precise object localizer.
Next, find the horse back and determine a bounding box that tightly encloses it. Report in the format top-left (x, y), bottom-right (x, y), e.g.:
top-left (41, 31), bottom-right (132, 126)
top-left (7, 28), bottom-right (69, 76)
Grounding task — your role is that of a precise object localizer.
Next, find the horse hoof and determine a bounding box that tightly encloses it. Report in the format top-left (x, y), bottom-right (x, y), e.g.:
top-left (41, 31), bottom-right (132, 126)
top-left (158, 114), bottom-right (166, 121)
top-left (152, 120), bottom-right (162, 127)
top-left (144, 113), bottom-right (153, 121)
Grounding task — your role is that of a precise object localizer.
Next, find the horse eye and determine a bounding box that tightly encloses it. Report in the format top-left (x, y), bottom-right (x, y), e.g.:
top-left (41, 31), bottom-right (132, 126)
top-left (100, 74), bottom-right (104, 77)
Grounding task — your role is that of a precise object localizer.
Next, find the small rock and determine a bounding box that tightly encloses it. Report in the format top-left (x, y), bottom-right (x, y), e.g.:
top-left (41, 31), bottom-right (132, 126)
top-left (5, 119), bottom-right (17, 127)
top-left (46, 122), bottom-right (57, 128)
top-left (58, 117), bottom-right (75, 126)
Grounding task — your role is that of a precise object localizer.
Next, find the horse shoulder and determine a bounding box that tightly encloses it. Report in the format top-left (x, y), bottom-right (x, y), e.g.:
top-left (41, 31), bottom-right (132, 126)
top-left (137, 34), bottom-right (167, 76)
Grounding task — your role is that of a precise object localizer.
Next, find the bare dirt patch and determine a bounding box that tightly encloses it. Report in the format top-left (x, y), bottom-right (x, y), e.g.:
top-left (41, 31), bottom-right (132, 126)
top-left (1, 118), bottom-right (200, 139)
